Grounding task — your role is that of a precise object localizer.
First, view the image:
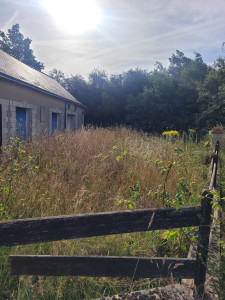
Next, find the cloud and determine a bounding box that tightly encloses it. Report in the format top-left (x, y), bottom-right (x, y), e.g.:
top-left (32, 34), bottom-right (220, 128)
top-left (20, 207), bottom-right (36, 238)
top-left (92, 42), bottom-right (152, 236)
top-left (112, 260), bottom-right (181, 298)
top-left (1, 0), bottom-right (225, 75)
top-left (1, 10), bottom-right (20, 31)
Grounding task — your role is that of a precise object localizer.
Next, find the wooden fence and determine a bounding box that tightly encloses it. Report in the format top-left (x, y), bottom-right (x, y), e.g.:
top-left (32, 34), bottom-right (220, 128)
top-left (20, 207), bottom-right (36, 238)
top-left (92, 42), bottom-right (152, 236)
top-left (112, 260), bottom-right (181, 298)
top-left (0, 141), bottom-right (220, 295)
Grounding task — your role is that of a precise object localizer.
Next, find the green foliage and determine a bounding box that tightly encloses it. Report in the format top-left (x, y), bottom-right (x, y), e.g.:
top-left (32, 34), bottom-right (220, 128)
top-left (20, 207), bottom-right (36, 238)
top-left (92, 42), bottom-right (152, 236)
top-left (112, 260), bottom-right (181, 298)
top-left (0, 137), bottom-right (40, 221)
top-left (0, 24), bottom-right (44, 71)
top-left (196, 58), bottom-right (225, 132)
top-left (49, 49), bottom-right (212, 134)
top-left (0, 128), bottom-right (210, 299)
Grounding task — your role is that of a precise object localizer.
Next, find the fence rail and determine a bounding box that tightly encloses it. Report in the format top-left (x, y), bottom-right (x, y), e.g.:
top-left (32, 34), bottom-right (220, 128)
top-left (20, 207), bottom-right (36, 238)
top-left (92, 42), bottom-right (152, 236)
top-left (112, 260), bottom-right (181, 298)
top-left (0, 205), bottom-right (201, 247)
top-left (9, 255), bottom-right (196, 279)
top-left (0, 140), bottom-right (220, 295)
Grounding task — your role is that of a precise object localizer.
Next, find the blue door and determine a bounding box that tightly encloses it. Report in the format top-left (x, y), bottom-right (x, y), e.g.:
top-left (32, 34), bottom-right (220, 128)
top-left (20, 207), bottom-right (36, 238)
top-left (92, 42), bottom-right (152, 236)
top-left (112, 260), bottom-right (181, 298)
top-left (16, 107), bottom-right (26, 140)
top-left (52, 113), bottom-right (58, 134)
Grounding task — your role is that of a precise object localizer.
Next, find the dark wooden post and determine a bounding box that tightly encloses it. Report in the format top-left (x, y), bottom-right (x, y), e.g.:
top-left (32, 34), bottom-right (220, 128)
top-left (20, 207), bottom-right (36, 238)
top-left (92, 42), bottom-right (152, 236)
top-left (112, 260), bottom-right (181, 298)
top-left (215, 140), bottom-right (219, 153)
top-left (213, 141), bottom-right (219, 187)
top-left (194, 191), bottom-right (213, 295)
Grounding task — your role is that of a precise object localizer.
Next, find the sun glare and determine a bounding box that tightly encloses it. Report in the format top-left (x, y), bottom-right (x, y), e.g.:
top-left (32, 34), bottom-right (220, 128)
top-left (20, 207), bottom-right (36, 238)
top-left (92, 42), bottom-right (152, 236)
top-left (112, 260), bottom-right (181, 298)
top-left (43, 0), bottom-right (102, 34)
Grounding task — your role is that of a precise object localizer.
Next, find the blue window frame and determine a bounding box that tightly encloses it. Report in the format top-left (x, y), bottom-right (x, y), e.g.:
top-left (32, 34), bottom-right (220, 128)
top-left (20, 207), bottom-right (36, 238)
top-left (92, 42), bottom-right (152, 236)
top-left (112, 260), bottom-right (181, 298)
top-left (16, 107), bottom-right (26, 140)
top-left (52, 113), bottom-right (58, 134)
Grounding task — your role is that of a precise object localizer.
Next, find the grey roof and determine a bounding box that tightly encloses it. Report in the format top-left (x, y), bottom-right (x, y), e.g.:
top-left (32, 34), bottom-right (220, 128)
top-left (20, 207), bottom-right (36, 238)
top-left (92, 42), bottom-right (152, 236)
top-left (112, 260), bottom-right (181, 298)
top-left (0, 49), bottom-right (82, 106)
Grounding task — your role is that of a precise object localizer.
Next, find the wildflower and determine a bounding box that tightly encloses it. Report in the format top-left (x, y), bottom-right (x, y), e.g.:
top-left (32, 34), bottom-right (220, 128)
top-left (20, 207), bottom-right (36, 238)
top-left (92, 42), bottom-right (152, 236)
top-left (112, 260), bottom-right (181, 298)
top-left (162, 130), bottom-right (179, 137)
top-left (21, 198), bottom-right (24, 201)
top-left (35, 166), bottom-right (39, 169)
top-left (21, 150), bottom-right (26, 153)
top-left (1, 179), bottom-right (4, 182)
top-left (28, 156), bottom-right (32, 159)
top-left (188, 129), bottom-right (195, 133)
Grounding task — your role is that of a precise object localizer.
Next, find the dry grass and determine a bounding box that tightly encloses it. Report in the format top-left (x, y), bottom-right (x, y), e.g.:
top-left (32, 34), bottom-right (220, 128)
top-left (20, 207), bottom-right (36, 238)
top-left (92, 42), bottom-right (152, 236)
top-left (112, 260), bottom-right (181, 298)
top-left (0, 127), bottom-right (210, 299)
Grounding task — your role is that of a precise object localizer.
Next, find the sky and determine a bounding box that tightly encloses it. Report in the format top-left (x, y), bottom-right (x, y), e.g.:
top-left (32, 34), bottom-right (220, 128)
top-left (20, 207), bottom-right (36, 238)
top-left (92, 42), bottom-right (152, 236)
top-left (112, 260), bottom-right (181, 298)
top-left (0, 0), bottom-right (225, 77)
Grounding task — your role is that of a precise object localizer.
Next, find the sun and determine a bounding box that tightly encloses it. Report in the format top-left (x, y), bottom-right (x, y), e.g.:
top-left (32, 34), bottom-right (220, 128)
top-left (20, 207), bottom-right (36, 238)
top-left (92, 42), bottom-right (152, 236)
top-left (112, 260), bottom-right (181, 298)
top-left (43, 0), bottom-right (102, 35)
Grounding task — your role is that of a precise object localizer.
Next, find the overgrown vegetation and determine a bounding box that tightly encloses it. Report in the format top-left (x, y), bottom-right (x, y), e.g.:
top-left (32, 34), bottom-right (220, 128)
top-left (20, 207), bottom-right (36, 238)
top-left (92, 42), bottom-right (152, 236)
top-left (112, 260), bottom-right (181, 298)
top-left (218, 142), bottom-right (225, 299)
top-left (0, 127), bottom-right (210, 299)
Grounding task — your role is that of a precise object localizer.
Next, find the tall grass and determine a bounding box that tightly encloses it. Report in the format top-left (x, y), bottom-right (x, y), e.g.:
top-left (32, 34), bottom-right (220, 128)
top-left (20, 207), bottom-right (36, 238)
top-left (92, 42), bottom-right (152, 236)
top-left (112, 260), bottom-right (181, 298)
top-left (0, 127), bottom-right (210, 299)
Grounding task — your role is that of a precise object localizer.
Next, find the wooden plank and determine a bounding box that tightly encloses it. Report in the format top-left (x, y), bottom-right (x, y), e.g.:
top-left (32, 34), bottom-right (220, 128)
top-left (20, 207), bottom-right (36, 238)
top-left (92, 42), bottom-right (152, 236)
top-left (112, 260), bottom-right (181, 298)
top-left (0, 206), bottom-right (201, 247)
top-left (9, 255), bottom-right (196, 279)
top-left (194, 192), bottom-right (213, 294)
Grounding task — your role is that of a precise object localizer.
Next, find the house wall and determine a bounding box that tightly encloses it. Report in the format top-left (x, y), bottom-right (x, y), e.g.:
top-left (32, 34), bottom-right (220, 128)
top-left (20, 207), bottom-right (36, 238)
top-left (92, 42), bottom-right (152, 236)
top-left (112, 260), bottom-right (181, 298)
top-left (0, 78), bottom-right (84, 145)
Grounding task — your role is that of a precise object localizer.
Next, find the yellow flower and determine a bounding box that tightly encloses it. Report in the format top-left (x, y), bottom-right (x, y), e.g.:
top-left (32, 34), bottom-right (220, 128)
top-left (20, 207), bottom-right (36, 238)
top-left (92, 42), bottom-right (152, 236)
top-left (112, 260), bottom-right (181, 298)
top-left (188, 129), bottom-right (195, 133)
top-left (35, 166), bottom-right (39, 169)
top-left (162, 130), bottom-right (179, 137)
top-left (28, 156), bottom-right (32, 159)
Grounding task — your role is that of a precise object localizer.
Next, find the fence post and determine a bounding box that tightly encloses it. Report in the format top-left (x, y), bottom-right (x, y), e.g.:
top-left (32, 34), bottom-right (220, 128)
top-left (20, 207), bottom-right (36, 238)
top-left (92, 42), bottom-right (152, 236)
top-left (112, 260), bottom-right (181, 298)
top-left (213, 141), bottom-right (219, 187)
top-left (194, 190), bottom-right (212, 295)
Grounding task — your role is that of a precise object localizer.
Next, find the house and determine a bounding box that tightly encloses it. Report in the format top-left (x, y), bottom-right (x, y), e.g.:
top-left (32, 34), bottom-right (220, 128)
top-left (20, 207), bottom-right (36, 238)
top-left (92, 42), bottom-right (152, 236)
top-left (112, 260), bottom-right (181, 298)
top-left (0, 49), bottom-right (85, 146)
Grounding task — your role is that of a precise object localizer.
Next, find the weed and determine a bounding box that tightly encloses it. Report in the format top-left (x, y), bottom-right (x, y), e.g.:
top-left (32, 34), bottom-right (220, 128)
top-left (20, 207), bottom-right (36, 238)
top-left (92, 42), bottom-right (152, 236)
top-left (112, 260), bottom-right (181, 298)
top-left (0, 127), bottom-right (210, 299)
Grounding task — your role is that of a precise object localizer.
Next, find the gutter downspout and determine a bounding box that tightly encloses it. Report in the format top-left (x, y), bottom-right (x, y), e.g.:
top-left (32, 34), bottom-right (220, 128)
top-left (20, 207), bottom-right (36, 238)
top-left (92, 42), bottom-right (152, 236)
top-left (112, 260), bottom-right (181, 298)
top-left (64, 101), bottom-right (67, 129)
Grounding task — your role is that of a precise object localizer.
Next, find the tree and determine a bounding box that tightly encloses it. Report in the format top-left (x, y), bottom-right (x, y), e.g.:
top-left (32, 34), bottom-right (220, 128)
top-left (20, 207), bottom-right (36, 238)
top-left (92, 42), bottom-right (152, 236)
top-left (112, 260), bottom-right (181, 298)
top-left (126, 52), bottom-right (209, 133)
top-left (196, 58), bottom-right (225, 131)
top-left (49, 69), bottom-right (66, 86)
top-left (122, 68), bottom-right (150, 96)
top-left (126, 69), bottom-right (179, 132)
top-left (168, 50), bottom-right (192, 82)
top-left (0, 24), bottom-right (44, 71)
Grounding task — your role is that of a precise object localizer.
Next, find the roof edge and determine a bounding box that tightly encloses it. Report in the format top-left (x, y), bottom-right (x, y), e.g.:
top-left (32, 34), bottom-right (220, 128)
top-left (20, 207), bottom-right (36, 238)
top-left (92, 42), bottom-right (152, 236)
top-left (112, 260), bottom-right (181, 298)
top-left (0, 72), bottom-right (86, 109)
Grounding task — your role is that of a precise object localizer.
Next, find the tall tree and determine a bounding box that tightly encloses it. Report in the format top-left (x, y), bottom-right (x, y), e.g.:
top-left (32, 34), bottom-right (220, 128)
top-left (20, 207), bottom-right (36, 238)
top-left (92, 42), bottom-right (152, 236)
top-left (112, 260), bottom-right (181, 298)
top-left (197, 58), bottom-right (225, 131)
top-left (0, 24), bottom-right (44, 71)
top-left (49, 68), bottom-right (66, 86)
top-left (126, 52), bottom-right (209, 133)
top-left (168, 50), bottom-right (192, 82)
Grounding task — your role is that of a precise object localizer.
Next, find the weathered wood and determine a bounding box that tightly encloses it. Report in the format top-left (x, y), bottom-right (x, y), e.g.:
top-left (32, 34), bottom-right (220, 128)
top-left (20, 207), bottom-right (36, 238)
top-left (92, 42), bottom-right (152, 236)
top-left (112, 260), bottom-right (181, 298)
top-left (209, 161), bottom-right (217, 190)
top-left (210, 140), bottom-right (219, 188)
top-left (215, 140), bottom-right (220, 153)
top-left (194, 191), bottom-right (213, 294)
top-left (9, 255), bottom-right (196, 279)
top-left (0, 206), bottom-right (201, 247)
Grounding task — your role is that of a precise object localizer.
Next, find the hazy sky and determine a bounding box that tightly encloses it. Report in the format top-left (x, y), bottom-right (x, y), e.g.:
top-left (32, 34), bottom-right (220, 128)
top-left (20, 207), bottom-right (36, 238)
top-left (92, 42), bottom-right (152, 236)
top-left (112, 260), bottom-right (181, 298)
top-left (0, 0), bottom-right (225, 77)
